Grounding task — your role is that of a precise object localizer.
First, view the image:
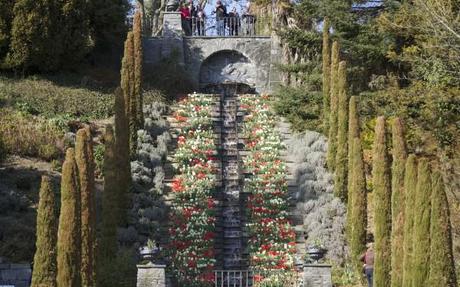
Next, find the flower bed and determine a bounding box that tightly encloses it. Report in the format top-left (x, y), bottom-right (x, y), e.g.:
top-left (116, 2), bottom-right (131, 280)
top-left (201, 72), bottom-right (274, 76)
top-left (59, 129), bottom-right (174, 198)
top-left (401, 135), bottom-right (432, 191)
top-left (241, 95), bottom-right (297, 285)
top-left (169, 94), bottom-right (218, 286)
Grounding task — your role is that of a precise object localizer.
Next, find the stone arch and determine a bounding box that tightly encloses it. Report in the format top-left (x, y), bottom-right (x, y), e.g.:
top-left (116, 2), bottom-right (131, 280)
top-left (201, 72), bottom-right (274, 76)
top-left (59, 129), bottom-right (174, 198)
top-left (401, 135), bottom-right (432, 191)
top-left (199, 49), bottom-right (258, 91)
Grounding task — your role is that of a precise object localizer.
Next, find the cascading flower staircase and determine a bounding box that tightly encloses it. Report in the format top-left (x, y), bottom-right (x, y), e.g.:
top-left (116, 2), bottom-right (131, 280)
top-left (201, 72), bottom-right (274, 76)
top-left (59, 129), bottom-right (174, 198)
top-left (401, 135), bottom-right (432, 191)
top-left (165, 93), bottom-right (302, 287)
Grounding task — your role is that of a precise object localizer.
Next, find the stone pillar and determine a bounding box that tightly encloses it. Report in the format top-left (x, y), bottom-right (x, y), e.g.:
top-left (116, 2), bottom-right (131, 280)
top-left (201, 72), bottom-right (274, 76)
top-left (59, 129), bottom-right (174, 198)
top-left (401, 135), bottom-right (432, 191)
top-left (268, 34), bottom-right (283, 93)
top-left (136, 263), bottom-right (167, 287)
top-left (162, 12), bottom-right (182, 37)
top-left (303, 264), bottom-right (332, 287)
top-left (161, 12), bottom-right (185, 65)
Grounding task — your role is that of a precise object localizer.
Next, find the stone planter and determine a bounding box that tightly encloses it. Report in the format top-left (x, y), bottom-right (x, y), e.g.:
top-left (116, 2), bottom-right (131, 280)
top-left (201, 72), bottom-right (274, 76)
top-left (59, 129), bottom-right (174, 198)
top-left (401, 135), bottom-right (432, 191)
top-left (305, 246), bottom-right (326, 263)
top-left (140, 246), bottom-right (161, 264)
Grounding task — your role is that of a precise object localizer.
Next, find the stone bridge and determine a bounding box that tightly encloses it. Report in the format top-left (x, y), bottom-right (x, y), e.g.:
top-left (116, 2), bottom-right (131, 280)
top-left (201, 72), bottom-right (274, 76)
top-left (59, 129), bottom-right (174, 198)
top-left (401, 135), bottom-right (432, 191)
top-left (143, 12), bottom-right (283, 93)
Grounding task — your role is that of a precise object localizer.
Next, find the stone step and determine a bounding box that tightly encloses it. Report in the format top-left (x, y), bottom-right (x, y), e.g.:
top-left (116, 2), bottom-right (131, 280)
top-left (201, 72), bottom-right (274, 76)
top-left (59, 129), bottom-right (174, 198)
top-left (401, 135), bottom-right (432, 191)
top-left (165, 94), bottom-right (299, 272)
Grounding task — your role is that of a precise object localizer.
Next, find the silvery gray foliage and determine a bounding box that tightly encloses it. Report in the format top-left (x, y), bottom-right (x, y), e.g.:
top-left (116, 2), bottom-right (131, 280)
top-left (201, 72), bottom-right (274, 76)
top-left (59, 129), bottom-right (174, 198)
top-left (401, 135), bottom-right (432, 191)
top-left (284, 130), bottom-right (347, 265)
top-left (122, 102), bottom-right (171, 245)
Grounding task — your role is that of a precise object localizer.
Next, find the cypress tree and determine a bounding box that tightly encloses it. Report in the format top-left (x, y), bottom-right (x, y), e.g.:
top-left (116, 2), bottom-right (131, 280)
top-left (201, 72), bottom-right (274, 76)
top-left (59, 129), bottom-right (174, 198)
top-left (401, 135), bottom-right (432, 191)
top-left (327, 41), bottom-right (340, 171)
top-left (31, 176), bottom-right (57, 287)
top-left (121, 31), bottom-right (134, 116)
top-left (412, 158), bottom-right (432, 287)
top-left (321, 18), bottom-right (331, 132)
top-left (57, 148), bottom-right (81, 287)
top-left (346, 96), bottom-right (360, 236)
top-left (7, 0), bottom-right (62, 71)
top-left (347, 96), bottom-right (360, 192)
top-left (133, 9), bottom-right (144, 131)
top-left (349, 137), bottom-right (367, 271)
top-left (401, 155), bottom-right (417, 287)
top-left (97, 125), bottom-right (118, 287)
top-left (390, 117), bottom-right (407, 287)
top-left (121, 31), bottom-right (137, 157)
top-left (372, 116), bottom-right (392, 287)
top-left (334, 61), bottom-right (348, 201)
top-left (75, 128), bottom-right (95, 287)
top-left (428, 170), bottom-right (457, 287)
top-left (114, 88), bottom-right (131, 225)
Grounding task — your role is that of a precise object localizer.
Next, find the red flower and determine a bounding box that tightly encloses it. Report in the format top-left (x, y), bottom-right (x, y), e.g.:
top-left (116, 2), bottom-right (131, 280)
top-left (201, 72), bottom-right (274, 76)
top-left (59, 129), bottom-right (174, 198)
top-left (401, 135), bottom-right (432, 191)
top-left (172, 178), bottom-right (184, 192)
top-left (204, 231), bottom-right (215, 241)
top-left (178, 135), bottom-right (186, 145)
top-left (261, 244), bottom-right (271, 251)
top-left (207, 156), bottom-right (218, 161)
top-left (207, 198), bottom-right (215, 209)
top-left (197, 172), bottom-right (206, 179)
top-left (203, 248), bottom-right (214, 257)
top-left (253, 274), bottom-right (264, 282)
top-left (174, 113), bottom-right (187, 122)
top-left (199, 272), bottom-right (215, 282)
top-left (188, 259), bottom-right (197, 268)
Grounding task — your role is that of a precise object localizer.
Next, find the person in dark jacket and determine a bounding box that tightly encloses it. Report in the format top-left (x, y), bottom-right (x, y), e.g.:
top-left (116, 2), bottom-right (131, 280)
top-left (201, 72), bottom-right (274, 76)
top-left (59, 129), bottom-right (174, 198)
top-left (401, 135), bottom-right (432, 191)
top-left (215, 0), bottom-right (227, 35)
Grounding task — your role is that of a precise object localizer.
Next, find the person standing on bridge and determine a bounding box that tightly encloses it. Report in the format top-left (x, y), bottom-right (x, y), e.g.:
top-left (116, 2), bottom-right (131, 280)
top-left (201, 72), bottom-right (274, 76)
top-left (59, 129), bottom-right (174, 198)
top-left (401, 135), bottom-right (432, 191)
top-left (179, 1), bottom-right (192, 36)
top-left (194, 5), bottom-right (206, 36)
top-left (215, 0), bottom-right (227, 36)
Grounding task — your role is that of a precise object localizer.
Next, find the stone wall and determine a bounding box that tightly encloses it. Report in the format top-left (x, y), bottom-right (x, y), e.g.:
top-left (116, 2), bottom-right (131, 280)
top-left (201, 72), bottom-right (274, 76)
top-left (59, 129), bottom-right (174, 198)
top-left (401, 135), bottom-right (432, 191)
top-left (0, 263), bottom-right (31, 287)
top-left (143, 13), bottom-right (281, 94)
top-left (183, 37), bottom-right (272, 93)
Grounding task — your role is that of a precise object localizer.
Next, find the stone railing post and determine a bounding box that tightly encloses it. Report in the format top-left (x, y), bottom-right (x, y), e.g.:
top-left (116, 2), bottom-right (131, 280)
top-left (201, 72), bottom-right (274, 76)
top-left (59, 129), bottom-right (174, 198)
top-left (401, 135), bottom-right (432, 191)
top-left (136, 263), bottom-right (167, 287)
top-left (303, 264), bottom-right (332, 287)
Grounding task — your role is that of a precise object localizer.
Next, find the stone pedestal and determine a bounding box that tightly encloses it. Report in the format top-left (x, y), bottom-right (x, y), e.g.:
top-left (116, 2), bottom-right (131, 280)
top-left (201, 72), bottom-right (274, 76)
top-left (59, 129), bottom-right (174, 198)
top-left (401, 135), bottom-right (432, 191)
top-left (136, 263), bottom-right (166, 287)
top-left (303, 264), bottom-right (332, 287)
top-left (162, 12), bottom-right (182, 37)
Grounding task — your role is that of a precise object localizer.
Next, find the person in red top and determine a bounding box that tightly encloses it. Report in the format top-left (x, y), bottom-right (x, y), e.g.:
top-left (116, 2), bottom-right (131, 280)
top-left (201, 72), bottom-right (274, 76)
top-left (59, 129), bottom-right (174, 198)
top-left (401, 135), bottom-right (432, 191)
top-left (179, 2), bottom-right (192, 36)
top-left (361, 242), bottom-right (374, 287)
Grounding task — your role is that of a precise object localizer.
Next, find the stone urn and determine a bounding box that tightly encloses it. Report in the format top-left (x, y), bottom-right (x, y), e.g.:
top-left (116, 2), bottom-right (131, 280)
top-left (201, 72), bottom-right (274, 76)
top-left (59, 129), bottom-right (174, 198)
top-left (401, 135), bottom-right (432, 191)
top-left (306, 245), bottom-right (326, 263)
top-left (139, 244), bottom-right (161, 264)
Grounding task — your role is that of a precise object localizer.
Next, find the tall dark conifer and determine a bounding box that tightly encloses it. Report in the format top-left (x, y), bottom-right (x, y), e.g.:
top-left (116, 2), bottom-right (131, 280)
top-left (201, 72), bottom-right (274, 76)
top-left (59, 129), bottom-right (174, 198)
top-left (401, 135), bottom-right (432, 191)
top-left (346, 96), bottom-right (360, 236)
top-left (322, 18), bottom-right (331, 131)
top-left (7, 0), bottom-right (62, 71)
top-left (334, 61), bottom-right (348, 201)
top-left (349, 137), bottom-right (367, 271)
top-left (60, 0), bottom-right (91, 67)
top-left (327, 41), bottom-right (340, 171)
top-left (0, 0), bottom-right (14, 60)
